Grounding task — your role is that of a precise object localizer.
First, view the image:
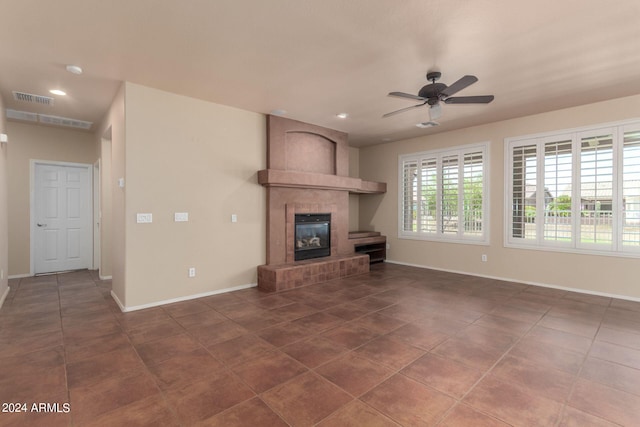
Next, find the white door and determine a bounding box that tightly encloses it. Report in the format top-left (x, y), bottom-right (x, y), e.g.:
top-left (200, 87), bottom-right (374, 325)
top-left (34, 162), bottom-right (92, 274)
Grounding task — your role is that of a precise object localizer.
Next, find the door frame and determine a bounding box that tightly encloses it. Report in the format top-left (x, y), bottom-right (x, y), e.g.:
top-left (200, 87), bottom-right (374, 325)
top-left (29, 159), bottom-right (94, 276)
top-left (93, 160), bottom-right (100, 272)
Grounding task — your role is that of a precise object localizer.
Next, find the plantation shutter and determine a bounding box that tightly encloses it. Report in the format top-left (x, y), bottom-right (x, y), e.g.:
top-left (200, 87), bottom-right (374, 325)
top-left (579, 131), bottom-right (614, 248)
top-left (511, 143), bottom-right (537, 240)
top-left (622, 128), bottom-right (640, 250)
top-left (399, 143), bottom-right (487, 243)
top-left (401, 159), bottom-right (418, 232)
top-left (542, 138), bottom-right (573, 243)
top-left (463, 151), bottom-right (484, 236)
top-left (420, 158), bottom-right (438, 234)
top-left (441, 155), bottom-right (459, 235)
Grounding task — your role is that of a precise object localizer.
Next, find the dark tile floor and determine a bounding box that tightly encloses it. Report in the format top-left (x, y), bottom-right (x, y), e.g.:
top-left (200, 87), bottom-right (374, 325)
top-left (1, 264), bottom-right (640, 426)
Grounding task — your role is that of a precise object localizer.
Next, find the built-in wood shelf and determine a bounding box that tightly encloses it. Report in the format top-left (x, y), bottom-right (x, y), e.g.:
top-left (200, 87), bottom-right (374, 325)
top-left (258, 169), bottom-right (386, 194)
top-left (349, 231), bottom-right (387, 263)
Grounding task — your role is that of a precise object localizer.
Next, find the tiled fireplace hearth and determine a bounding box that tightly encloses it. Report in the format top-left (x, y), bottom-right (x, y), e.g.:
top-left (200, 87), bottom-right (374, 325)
top-left (257, 254), bottom-right (370, 292)
top-left (257, 116), bottom-right (385, 292)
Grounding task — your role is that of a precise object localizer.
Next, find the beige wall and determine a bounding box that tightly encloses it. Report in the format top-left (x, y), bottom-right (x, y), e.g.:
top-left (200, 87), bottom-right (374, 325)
top-left (108, 86), bottom-right (126, 301)
top-left (120, 83), bottom-right (266, 308)
top-left (0, 95), bottom-right (8, 305)
top-left (359, 94), bottom-right (640, 299)
top-left (98, 136), bottom-right (113, 279)
top-left (6, 122), bottom-right (96, 276)
top-left (96, 84), bottom-right (125, 283)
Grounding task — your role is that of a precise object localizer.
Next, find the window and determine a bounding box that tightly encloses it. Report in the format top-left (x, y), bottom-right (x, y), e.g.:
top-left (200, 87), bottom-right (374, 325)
top-left (506, 120), bottom-right (640, 256)
top-left (399, 142), bottom-right (488, 244)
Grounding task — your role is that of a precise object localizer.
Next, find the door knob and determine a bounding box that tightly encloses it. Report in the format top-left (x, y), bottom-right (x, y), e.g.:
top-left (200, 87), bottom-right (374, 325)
top-left (37, 223), bottom-right (47, 227)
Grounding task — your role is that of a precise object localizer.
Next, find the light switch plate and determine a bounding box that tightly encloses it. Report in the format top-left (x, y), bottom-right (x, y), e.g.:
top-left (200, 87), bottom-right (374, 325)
top-left (231, 214), bottom-right (238, 223)
top-left (136, 213), bottom-right (152, 223)
top-left (174, 212), bottom-right (189, 222)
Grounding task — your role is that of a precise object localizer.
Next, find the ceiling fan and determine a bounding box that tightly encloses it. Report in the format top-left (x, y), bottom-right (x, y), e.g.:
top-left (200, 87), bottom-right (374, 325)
top-left (383, 71), bottom-right (494, 121)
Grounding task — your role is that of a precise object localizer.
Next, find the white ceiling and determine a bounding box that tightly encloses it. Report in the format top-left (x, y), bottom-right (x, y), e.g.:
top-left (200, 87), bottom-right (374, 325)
top-left (2, 0), bottom-right (640, 147)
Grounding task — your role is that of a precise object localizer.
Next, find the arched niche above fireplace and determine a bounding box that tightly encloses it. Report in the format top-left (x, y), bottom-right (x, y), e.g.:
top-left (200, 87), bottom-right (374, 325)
top-left (284, 131), bottom-right (336, 175)
top-left (266, 115), bottom-right (349, 176)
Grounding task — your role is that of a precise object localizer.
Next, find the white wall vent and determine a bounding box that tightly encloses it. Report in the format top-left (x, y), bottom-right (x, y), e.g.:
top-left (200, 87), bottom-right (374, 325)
top-left (38, 114), bottom-right (93, 130)
top-left (5, 109), bottom-right (93, 130)
top-left (6, 109), bottom-right (38, 122)
top-left (12, 91), bottom-right (55, 106)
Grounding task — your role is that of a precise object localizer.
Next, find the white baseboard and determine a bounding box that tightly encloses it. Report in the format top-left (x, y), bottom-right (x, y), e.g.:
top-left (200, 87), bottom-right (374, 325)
top-left (99, 275), bottom-right (112, 280)
top-left (110, 290), bottom-right (126, 312)
top-left (110, 282), bottom-right (258, 313)
top-left (8, 273), bottom-right (31, 280)
top-left (385, 259), bottom-right (640, 303)
top-left (0, 286), bottom-right (10, 310)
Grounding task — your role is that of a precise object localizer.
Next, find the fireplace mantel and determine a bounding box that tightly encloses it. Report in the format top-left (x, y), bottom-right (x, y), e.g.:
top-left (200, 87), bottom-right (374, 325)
top-left (258, 169), bottom-right (386, 194)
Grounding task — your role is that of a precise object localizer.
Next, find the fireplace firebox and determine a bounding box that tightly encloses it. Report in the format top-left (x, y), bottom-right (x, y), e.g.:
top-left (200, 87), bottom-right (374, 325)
top-left (294, 213), bottom-right (331, 261)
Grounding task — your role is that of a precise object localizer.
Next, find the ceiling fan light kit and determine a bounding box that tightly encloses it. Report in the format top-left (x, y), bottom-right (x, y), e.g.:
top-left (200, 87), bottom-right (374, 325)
top-left (383, 71), bottom-right (494, 120)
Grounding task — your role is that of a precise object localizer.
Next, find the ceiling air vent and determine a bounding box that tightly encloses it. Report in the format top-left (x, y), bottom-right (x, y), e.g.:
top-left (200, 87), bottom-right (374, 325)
top-left (12, 91), bottom-right (55, 106)
top-left (6, 109), bottom-right (38, 122)
top-left (38, 114), bottom-right (93, 130)
top-left (5, 109), bottom-right (92, 130)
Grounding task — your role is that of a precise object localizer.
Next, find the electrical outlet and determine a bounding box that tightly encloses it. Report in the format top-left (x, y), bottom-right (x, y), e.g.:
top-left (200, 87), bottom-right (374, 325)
top-left (481, 254), bottom-right (488, 262)
top-left (136, 213), bottom-right (152, 223)
top-left (174, 212), bottom-right (189, 222)
top-left (231, 214), bottom-right (238, 223)
top-left (188, 267), bottom-right (196, 278)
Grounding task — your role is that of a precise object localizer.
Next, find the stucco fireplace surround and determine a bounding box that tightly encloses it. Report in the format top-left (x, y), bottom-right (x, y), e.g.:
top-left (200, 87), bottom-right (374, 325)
top-left (257, 115), bottom-right (386, 292)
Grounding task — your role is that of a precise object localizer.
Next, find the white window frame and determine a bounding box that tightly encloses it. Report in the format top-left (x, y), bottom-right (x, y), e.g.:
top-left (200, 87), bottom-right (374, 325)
top-left (504, 118), bottom-right (640, 258)
top-left (398, 142), bottom-right (490, 245)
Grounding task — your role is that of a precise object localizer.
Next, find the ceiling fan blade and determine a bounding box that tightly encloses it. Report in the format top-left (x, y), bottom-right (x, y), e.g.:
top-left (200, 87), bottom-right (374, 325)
top-left (382, 102), bottom-right (426, 118)
top-left (440, 75), bottom-right (478, 97)
top-left (388, 91), bottom-right (426, 101)
top-left (444, 95), bottom-right (494, 104)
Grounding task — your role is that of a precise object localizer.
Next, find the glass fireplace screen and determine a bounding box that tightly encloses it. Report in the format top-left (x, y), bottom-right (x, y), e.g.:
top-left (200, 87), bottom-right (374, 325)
top-left (294, 213), bottom-right (331, 260)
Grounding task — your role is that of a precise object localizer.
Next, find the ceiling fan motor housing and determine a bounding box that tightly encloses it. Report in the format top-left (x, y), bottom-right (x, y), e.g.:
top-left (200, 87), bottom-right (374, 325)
top-left (418, 82), bottom-right (447, 104)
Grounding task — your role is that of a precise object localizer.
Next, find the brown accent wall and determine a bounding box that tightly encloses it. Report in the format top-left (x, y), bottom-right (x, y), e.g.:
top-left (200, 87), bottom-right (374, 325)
top-left (263, 116), bottom-right (351, 265)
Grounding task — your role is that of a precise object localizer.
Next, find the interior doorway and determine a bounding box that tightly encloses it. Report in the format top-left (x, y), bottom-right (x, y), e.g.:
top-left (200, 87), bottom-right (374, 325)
top-left (31, 160), bottom-right (93, 275)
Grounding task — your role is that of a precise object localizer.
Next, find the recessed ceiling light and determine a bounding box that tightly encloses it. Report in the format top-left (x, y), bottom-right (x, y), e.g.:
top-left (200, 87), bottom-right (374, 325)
top-left (66, 65), bottom-right (83, 75)
top-left (49, 89), bottom-right (66, 96)
top-left (336, 113), bottom-right (348, 119)
top-left (270, 109), bottom-right (287, 116)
